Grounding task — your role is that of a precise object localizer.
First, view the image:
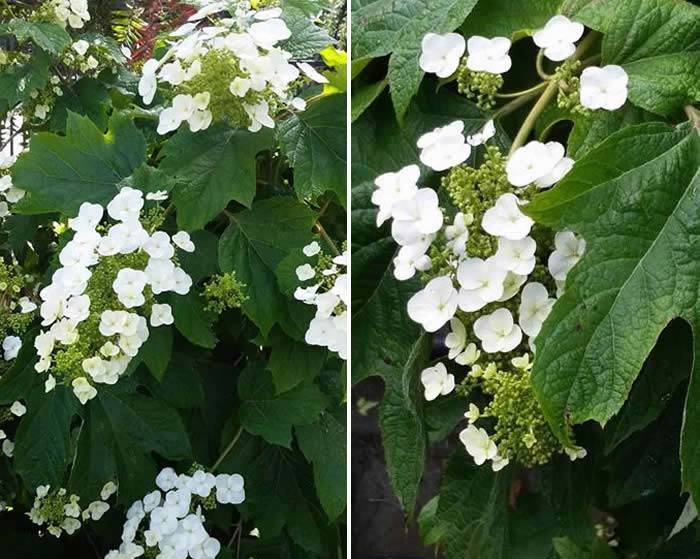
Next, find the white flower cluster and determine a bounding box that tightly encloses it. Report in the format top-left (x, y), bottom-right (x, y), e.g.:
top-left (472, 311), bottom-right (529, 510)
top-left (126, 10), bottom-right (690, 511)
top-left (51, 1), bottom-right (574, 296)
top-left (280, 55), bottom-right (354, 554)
top-left (371, 125), bottom-right (587, 359)
top-left (138, 2), bottom-right (318, 135)
top-left (370, 119), bottom-right (494, 286)
top-left (419, 15), bottom-right (628, 111)
top-left (0, 152), bottom-right (26, 219)
top-left (50, 0), bottom-right (90, 29)
top-left (34, 187), bottom-right (195, 405)
top-left (28, 481), bottom-right (117, 538)
top-left (106, 467), bottom-right (244, 559)
top-left (294, 242), bottom-right (348, 360)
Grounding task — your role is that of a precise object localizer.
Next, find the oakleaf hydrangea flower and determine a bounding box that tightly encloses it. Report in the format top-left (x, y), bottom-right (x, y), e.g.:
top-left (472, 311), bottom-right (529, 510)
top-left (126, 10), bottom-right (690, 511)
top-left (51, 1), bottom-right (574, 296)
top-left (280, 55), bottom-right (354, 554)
top-left (506, 141), bottom-right (568, 188)
top-left (481, 193), bottom-right (534, 240)
top-left (295, 244), bottom-right (348, 360)
top-left (580, 65), bottom-right (629, 111)
top-left (466, 36), bottom-right (512, 74)
top-left (51, 0), bottom-right (90, 29)
top-left (493, 236), bottom-right (537, 275)
top-left (459, 424), bottom-right (498, 466)
top-left (518, 282), bottom-right (555, 338)
top-left (417, 121), bottom-right (471, 172)
top-left (28, 481), bottom-right (116, 538)
top-left (473, 308), bottom-right (523, 353)
top-left (2, 336), bottom-right (21, 361)
top-left (419, 32), bottom-right (466, 78)
top-left (407, 276), bottom-right (458, 333)
top-left (372, 165), bottom-right (420, 226)
top-left (420, 362), bottom-right (455, 401)
top-left (466, 119), bottom-right (496, 147)
top-left (105, 466), bottom-right (243, 559)
top-left (34, 188), bottom-right (194, 404)
top-left (548, 230), bottom-right (586, 281)
top-left (139, 3), bottom-right (322, 136)
top-left (533, 15), bottom-right (584, 62)
top-left (456, 257), bottom-right (506, 312)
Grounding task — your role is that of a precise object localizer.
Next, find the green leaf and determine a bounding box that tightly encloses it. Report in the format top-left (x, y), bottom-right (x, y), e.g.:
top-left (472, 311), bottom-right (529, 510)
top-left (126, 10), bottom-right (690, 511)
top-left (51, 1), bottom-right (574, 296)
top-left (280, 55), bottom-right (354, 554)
top-left (70, 385), bottom-right (192, 503)
top-left (143, 353), bottom-right (205, 410)
top-left (571, 0), bottom-right (700, 116)
top-left (0, 19), bottom-right (71, 55)
top-left (378, 334), bottom-right (431, 514)
top-left (523, 123), bottom-right (700, 498)
top-left (239, 445), bottom-right (327, 554)
top-left (350, 79), bottom-right (388, 122)
top-left (0, 49), bottom-right (50, 106)
top-left (122, 163), bottom-right (178, 197)
top-left (169, 291), bottom-right (218, 349)
top-left (433, 453), bottom-right (510, 557)
top-left (0, 332), bottom-right (43, 405)
top-left (47, 77), bottom-right (110, 133)
top-left (460, 0), bottom-right (564, 40)
top-left (238, 361), bottom-right (327, 448)
top-left (14, 386), bottom-right (80, 491)
top-left (604, 320), bottom-right (692, 453)
top-left (281, 7), bottom-right (334, 58)
top-left (178, 229), bottom-right (220, 283)
top-left (268, 329), bottom-right (327, 393)
top-left (138, 326), bottom-right (174, 381)
top-left (296, 413), bottom-right (347, 521)
top-left (160, 124), bottom-right (274, 231)
top-left (352, 0), bottom-right (479, 119)
top-left (218, 197), bottom-right (315, 335)
top-left (12, 111), bottom-right (146, 215)
top-left (277, 94), bottom-right (347, 206)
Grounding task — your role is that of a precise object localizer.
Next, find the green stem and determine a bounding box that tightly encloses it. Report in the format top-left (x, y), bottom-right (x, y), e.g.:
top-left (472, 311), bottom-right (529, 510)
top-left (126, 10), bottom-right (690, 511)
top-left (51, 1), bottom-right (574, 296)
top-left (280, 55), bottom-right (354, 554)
top-left (316, 221), bottom-right (341, 256)
top-left (492, 89), bottom-right (542, 119)
top-left (508, 80), bottom-right (559, 155)
top-left (494, 81), bottom-right (547, 99)
top-left (685, 105), bottom-right (700, 130)
top-left (535, 50), bottom-right (551, 80)
top-left (212, 426), bottom-right (244, 472)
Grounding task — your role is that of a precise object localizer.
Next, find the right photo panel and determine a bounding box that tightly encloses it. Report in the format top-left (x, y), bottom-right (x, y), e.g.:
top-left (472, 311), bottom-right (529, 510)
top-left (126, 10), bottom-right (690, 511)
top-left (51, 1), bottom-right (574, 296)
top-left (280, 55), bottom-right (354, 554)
top-left (351, 0), bottom-right (700, 557)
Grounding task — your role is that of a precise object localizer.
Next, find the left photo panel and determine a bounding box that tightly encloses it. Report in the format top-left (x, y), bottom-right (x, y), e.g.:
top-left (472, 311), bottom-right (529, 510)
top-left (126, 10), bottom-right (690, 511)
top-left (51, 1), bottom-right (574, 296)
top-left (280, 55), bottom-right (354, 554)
top-left (0, 1), bottom-right (347, 558)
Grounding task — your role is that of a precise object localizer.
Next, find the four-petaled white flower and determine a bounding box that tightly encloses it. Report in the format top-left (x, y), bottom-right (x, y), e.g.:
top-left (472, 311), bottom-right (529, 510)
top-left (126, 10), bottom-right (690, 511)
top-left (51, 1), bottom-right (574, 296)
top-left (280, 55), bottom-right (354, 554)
top-left (407, 276), bottom-right (458, 333)
top-left (466, 36), bottom-right (512, 74)
top-left (459, 424), bottom-right (498, 465)
top-left (493, 236), bottom-right (537, 275)
top-left (580, 65), bottom-right (629, 111)
top-left (481, 193), bottom-right (534, 240)
top-left (419, 32), bottom-right (466, 78)
top-left (420, 362), bottom-right (455, 401)
top-left (372, 165), bottom-right (420, 226)
top-left (518, 282), bottom-right (555, 338)
top-left (445, 212), bottom-right (470, 256)
top-left (2, 335), bottom-right (21, 360)
top-left (150, 304), bottom-right (174, 327)
top-left (506, 141), bottom-right (567, 187)
top-left (533, 15), bottom-right (584, 61)
top-left (456, 257), bottom-right (507, 312)
top-left (473, 308), bottom-right (523, 353)
top-left (417, 121), bottom-right (471, 172)
top-left (467, 120), bottom-right (496, 147)
top-left (391, 188), bottom-right (444, 245)
top-left (549, 230), bottom-right (586, 281)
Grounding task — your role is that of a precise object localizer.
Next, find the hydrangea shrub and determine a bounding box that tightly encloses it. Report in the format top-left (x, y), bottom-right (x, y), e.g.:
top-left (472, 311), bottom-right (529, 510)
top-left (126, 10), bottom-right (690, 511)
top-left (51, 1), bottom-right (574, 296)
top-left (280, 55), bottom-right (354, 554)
top-left (0, 1), bottom-right (347, 557)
